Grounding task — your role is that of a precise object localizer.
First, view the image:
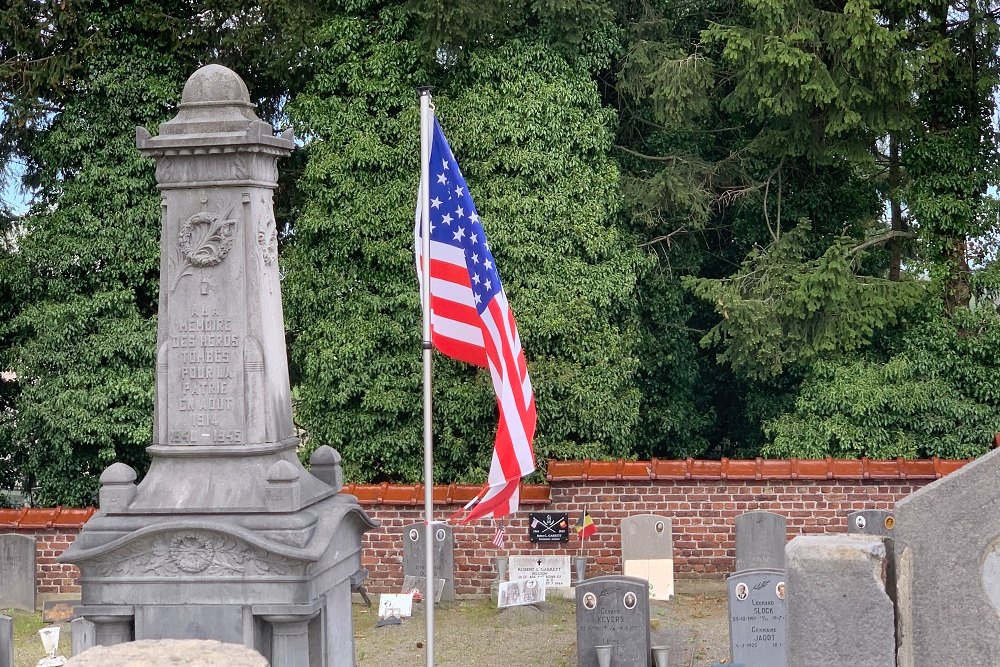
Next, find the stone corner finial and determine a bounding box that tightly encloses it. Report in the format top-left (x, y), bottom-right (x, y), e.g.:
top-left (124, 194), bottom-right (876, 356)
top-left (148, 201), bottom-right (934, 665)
top-left (264, 460), bottom-right (302, 511)
top-left (309, 446), bottom-right (343, 492)
top-left (99, 463), bottom-right (137, 514)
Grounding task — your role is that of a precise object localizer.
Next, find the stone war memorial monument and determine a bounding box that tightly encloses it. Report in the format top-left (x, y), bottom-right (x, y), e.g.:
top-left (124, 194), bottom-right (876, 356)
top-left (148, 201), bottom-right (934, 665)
top-left (58, 65), bottom-right (377, 666)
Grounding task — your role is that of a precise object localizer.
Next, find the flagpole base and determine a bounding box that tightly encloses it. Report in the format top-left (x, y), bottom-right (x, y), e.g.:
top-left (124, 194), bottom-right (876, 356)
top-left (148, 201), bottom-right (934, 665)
top-left (574, 556), bottom-right (587, 585)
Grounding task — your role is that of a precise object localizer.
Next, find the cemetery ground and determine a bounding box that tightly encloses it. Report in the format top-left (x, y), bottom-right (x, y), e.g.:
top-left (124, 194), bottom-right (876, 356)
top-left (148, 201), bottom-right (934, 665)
top-left (6, 590), bottom-right (729, 666)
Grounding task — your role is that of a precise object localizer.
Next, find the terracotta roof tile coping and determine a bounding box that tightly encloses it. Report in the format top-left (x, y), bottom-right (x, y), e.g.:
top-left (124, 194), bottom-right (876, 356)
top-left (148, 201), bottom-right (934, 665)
top-left (2, 454), bottom-right (979, 526)
top-left (0, 506), bottom-right (98, 529)
top-left (545, 457), bottom-right (973, 482)
top-left (342, 483), bottom-right (550, 506)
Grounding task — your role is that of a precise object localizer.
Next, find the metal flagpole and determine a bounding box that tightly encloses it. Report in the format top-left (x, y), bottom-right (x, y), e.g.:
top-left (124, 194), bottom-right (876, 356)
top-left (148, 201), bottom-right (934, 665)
top-left (418, 87), bottom-right (435, 667)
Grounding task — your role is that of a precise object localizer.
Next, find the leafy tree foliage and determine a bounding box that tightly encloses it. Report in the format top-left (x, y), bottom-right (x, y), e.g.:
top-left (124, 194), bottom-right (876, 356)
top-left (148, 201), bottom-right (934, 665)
top-left (3, 0), bottom-right (1000, 505)
top-left (0, 0), bottom-right (324, 504)
top-left (765, 307), bottom-right (1000, 459)
top-left (284, 3), bottom-right (644, 483)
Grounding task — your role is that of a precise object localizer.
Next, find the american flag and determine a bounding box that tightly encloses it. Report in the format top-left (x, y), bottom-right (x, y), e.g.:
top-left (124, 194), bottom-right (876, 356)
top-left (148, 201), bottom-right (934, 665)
top-left (415, 117), bottom-right (537, 522)
top-left (492, 521), bottom-right (507, 549)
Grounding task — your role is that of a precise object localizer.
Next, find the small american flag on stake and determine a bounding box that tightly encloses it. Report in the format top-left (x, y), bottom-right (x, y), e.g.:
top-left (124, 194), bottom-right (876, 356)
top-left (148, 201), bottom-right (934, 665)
top-left (492, 521), bottom-right (507, 549)
top-left (415, 117), bottom-right (537, 523)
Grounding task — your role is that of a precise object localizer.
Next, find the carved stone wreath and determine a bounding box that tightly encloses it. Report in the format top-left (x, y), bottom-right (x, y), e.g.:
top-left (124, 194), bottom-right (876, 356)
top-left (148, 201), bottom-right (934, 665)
top-left (179, 211), bottom-right (236, 267)
top-left (169, 534), bottom-right (215, 573)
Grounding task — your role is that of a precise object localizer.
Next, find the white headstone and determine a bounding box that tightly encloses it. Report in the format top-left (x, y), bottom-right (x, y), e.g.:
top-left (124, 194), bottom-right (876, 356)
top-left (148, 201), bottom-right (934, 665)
top-left (509, 555), bottom-right (571, 588)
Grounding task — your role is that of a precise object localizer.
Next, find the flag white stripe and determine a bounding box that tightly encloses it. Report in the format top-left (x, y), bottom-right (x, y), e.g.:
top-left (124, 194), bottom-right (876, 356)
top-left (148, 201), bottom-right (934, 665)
top-left (429, 278), bottom-right (476, 305)
top-left (431, 315), bottom-right (484, 345)
top-left (481, 306), bottom-right (534, 475)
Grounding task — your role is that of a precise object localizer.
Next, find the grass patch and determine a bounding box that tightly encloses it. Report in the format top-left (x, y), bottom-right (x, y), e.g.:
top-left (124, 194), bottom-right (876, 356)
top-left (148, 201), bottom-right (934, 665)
top-left (3, 609), bottom-right (71, 667)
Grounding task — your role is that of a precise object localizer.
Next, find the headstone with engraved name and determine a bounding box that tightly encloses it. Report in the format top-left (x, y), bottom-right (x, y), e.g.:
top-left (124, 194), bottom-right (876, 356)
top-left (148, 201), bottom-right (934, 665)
top-left (734, 511), bottom-right (786, 572)
top-left (621, 514), bottom-right (674, 600)
top-left (0, 615), bottom-right (13, 667)
top-left (0, 534), bottom-right (35, 612)
top-left (509, 555), bottom-right (571, 588)
top-left (727, 570), bottom-right (786, 667)
top-left (402, 522), bottom-right (455, 601)
top-left (576, 575), bottom-right (651, 667)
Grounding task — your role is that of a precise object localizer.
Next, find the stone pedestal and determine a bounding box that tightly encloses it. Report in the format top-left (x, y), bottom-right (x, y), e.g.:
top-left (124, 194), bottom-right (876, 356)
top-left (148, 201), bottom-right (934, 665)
top-left (58, 65), bottom-right (377, 667)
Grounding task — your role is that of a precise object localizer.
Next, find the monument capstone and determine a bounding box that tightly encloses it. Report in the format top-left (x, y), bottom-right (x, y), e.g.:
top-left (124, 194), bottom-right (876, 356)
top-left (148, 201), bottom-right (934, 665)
top-left (58, 64), bottom-right (377, 667)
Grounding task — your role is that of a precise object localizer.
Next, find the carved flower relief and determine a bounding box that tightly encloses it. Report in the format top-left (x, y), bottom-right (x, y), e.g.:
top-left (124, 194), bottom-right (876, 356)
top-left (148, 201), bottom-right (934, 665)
top-left (257, 214), bottom-right (278, 266)
top-left (168, 534), bottom-right (215, 573)
top-left (180, 211), bottom-right (236, 267)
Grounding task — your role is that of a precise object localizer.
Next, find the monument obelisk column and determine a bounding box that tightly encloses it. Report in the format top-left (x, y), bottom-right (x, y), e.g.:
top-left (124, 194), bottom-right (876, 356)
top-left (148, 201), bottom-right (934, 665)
top-left (60, 65), bottom-right (376, 667)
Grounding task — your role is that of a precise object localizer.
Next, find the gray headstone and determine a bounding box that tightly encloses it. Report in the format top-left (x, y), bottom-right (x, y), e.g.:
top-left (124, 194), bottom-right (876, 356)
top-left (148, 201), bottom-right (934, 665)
top-left (785, 535), bottom-right (895, 667)
top-left (727, 569), bottom-right (786, 667)
top-left (0, 615), bottom-right (12, 667)
top-left (71, 618), bottom-right (96, 657)
top-left (0, 533), bottom-right (36, 611)
top-left (621, 514), bottom-right (674, 600)
top-left (734, 511), bottom-right (786, 572)
top-left (847, 510), bottom-right (894, 537)
top-left (575, 575), bottom-right (651, 667)
top-left (402, 522), bottom-right (455, 601)
top-left (621, 514), bottom-right (672, 561)
top-left (895, 446), bottom-right (1000, 666)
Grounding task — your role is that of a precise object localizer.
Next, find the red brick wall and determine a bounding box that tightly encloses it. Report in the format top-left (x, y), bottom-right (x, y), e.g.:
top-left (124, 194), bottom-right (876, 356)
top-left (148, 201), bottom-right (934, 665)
top-left (0, 458), bottom-right (963, 597)
top-left (357, 479), bottom-right (924, 594)
top-left (34, 530), bottom-right (82, 595)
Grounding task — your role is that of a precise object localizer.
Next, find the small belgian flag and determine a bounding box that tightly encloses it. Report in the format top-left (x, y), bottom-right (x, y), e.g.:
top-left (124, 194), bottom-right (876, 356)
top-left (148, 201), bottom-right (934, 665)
top-left (574, 508), bottom-right (597, 540)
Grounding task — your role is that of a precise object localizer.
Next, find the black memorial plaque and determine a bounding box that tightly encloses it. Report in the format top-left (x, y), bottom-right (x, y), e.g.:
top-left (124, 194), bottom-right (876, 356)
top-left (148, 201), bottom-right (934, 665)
top-left (728, 569), bottom-right (786, 667)
top-left (529, 512), bottom-right (570, 543)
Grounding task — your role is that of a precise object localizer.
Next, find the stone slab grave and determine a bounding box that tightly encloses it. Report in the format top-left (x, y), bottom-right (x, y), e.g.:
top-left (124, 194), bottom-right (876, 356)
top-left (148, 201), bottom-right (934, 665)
top-left (785, 534), bottom-right (894, 667)
top-left (509, 555), bottom-right (571, 588)
top-left (56, 65), bottom-right (377, 667)
top-left (498, 577), bottom-right (546, 608)
top-left (734, 511), bottom-right (786, 572)
top-left (0, 534), bottom-right (36, 612)
top-left (576, 575), bottom-right (651, 667)
top-left (895, 446), bottom-right (1000, 666)
top-left (402, 522), bottom-right (455, 601)
top-left (1, 614), bottom-right (12, 667)
top-left (400, 575), bottom-right (445, 602)
top-left (66, 639), bottom-right (267, 667)
top-left (727, 569), bottom-right (786, 667)
top-left (847, 509), bottom-right (894, 537)
top-left (621, 514), bottom-right (674, 600)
